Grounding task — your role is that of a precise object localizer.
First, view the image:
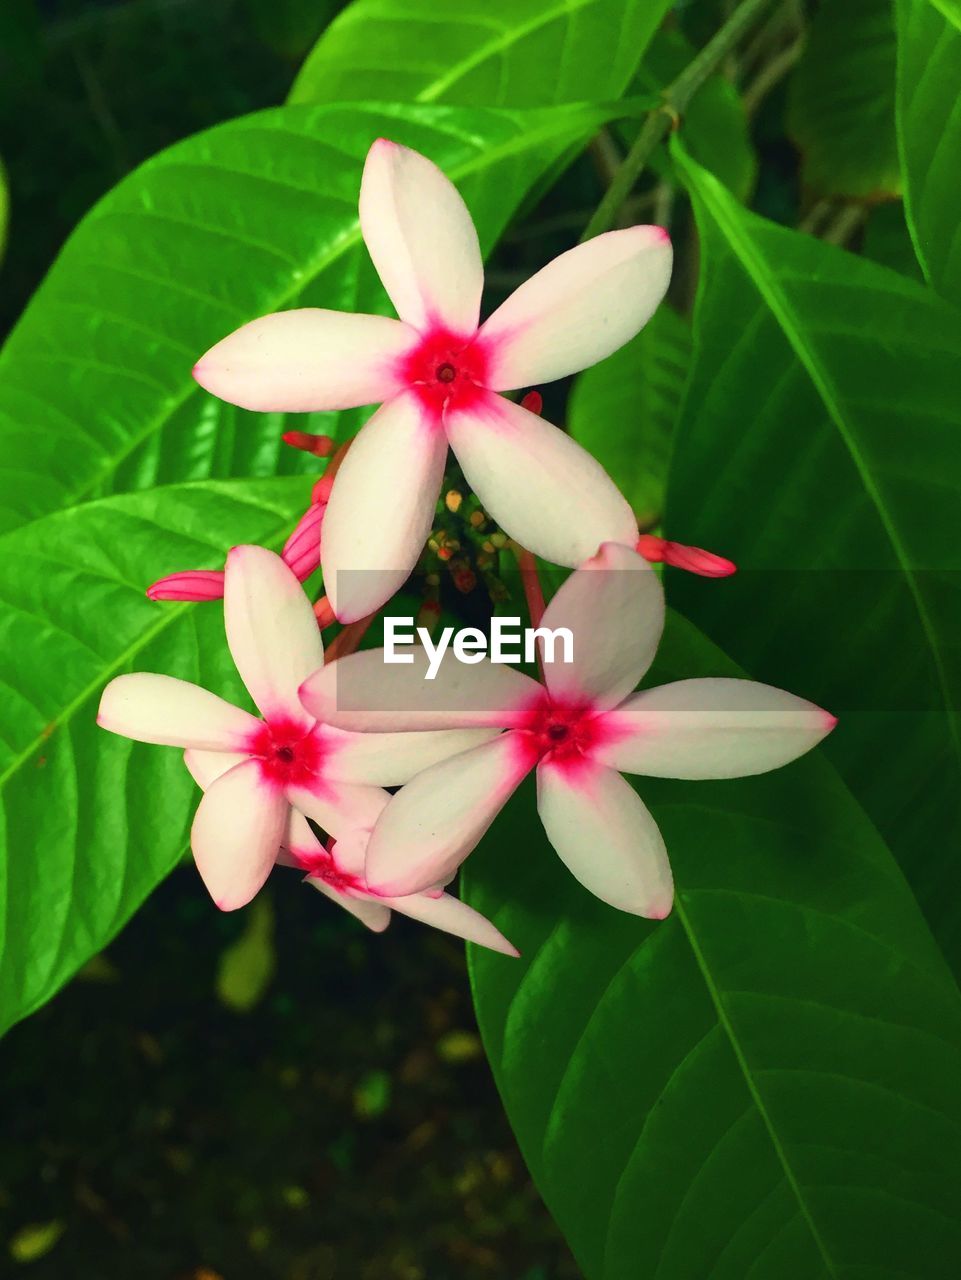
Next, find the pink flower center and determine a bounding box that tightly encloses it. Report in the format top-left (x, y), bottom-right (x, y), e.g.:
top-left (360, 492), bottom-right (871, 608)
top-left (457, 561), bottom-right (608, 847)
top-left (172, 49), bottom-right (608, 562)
top-left (291, 845), bottom-right (365, 893)
top-left (514, 693), bottom-right (608, 775)
top-left (247, 717), bottom-right (325, 789)
top-left (400, 327), bottom-right (490, 417)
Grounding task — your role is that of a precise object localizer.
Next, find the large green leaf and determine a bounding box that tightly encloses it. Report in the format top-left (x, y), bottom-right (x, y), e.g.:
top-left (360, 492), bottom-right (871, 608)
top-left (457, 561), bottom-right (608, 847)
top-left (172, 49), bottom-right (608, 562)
top-left (896, 0), bottom-right (961, 302)
top-left (0, 100), bottom-right (618, 537)
top-left (0, 477), bottom-right (308, 1037)
top-left (666, 141), bottom-right (961, 973)
top-left (568, 305), bottom-right (690, 530)
top-left (467, 612), bottom-right (961, 1279)
top-left (787, 0), bottom-right (901, 199)
top-left (289, 0), bottom-right (673, 106)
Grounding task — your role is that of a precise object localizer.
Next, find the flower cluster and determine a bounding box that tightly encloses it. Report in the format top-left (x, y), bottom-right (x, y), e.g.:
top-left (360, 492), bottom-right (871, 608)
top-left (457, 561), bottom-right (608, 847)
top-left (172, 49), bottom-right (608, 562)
top-left (99, 140), bottom-right (835, 954)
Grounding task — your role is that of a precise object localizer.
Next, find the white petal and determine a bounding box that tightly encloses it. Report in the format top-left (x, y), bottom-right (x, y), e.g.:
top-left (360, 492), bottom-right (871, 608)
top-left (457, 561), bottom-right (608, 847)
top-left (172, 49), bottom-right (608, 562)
top-left (323, 724), bottom-right (500, 785)
top-left (98, 673), bottom-right (259, 749)
top-left (320, 392), bottom-right (447, 622)
top-left (446, 393), bottom-right (637, 568)
top-left (539, 542), bottom-right (664, 712)
top-left (365, 734), bottom-right (532, 896)
top-left (360, 138), bottom-right (483, 333)
top-left (190, 759), bottom-right (287, 911)
top-left (480, 226), bottom-right (673, 389)
top-left (300, 647), bottom-right (540, 730)
top-left (183, 747), bottom-right (247, 789)
top-left (307, 878), bottom-right (392, 932)
top-left (383, 890), bottom-right (519, 956)
top-left (224, 545), bottom-right (324, 724)
top-left (536, 760), bottom-right (672, 918)
top-left (596, 679), bottom-right (837, 779)
top-left (287, 778), bottom-right (392, 842)
top-left (192, 309), bottom-right (415, 411)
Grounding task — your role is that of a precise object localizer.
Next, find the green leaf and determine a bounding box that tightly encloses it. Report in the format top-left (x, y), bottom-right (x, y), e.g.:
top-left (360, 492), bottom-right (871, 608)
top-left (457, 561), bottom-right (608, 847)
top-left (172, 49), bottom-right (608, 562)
top-left (667, 140), bottom-right (961, 973)
top-left (0, 476), bottom-right (309, 1037)
top-left (896, 0), bottom-right (961, 302)
top-left (787, 0), bottom-right (901, 199)
top-left (928, 0), bottom-right (961, 31)
top-left (466, 612), bottom-right (961, 1280)
top-left (634, 28), bottom-right (757, 201)
top-left (289, 0), bottom-right (674, 107)
top-left (0, 99), bottom-right (621, 537)
top-left (568, 305), bottom-right (690, 530)
top-left (216, 893), bottom-right (277, 1012)
top-left (860, 201), bottom-right (925, 281)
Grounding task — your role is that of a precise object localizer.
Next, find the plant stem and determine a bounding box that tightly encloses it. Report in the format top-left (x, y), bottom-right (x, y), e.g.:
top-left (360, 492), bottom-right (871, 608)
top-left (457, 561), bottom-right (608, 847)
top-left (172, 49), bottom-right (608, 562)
top-left (581, 0), bottom-right (775, 241)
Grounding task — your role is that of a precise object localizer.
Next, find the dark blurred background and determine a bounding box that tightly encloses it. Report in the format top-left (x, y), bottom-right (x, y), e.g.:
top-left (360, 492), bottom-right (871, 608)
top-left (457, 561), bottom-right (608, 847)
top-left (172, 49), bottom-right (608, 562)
top-left (0, 3), bottom-right (579, 1276)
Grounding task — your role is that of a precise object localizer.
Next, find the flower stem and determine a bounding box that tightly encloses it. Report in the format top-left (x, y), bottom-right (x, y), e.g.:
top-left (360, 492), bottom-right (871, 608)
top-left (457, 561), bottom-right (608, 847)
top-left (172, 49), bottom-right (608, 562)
top-left (326, 613), bottom-right (377, 663)
top-left (513, 546), bottom-right (546, 630)
top-left (580, 0), bottom-right (774, 242)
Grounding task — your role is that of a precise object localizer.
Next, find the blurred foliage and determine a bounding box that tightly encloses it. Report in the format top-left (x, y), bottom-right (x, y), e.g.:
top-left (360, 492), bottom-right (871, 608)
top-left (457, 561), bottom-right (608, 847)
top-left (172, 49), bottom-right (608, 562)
top-left (216, 892), bottom-right (277, 1012)
top-left (3, 0), bottom-right (960, 1277)
top-left (0, 867), bottom-right (579, 1278)
top-left (787, 0), bottom-right (900, 199)
top-left (0, 0), bottom-right (345, 337)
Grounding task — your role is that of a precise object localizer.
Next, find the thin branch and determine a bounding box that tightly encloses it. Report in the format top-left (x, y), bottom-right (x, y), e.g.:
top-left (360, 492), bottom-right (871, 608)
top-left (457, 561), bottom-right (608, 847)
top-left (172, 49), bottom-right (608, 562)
top-left (581, 0), bottom-right (775, 241)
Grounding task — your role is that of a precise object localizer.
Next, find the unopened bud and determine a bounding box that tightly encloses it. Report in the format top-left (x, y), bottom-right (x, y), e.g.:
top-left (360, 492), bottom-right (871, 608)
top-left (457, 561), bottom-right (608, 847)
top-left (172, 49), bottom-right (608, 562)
top-left (469, 510), bottom-right (486, 529)
top-left (282, 431), bottom-right (336, 457)
top-left (637, 534), bottom-right (736, 578)
top-left (445, 489), bottom-right (463, 513)
top-left (146, 570), bottom-right (226, 602)
top-left (450, 560), bottom-right (477, 594)
top-left (520, 391), bottom-right (543, 415)
top-left (282, 502), bottom-right (324, 581)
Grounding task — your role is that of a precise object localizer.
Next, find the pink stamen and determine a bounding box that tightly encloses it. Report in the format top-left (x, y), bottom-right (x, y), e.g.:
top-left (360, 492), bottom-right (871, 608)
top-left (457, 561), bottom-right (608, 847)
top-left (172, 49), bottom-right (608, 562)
top-left (636, 534), bottom-right (736, 578)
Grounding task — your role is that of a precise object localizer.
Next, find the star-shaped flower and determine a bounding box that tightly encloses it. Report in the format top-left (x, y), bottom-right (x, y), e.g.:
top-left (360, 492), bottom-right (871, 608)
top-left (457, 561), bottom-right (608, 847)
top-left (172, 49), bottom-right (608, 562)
top-left (300, 544), bottom-right (836, 918)
top-left (183, 748), bottom-right (517, 955)
top-left (193, 139), bottom-right (672, 622)
top-left (98, 545), bottom-right (493, 910)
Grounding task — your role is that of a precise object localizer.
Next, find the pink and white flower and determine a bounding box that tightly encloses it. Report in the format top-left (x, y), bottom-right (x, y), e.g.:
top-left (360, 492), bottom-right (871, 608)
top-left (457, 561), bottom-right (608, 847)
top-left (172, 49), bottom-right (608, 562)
top-left (98, 545), bottom-right (494, 910)
top-left (183, 748), bottom-right (517, 955)
top-left (193, 139), bottom-right (673, 622)
top-left (300, 544), bottom-right (836, 918)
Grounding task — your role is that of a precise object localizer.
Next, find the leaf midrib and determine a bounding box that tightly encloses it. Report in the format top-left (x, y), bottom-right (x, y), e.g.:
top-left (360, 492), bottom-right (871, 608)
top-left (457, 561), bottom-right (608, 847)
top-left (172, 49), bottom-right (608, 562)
top-left (674, 894), bottom-right (840, 1279)
top-left (0, 104), bottom-right (611, 541)
top-left (415, 0), bottom-right (593, 103)
top-left (684, 154), bottom-right (961, 822)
